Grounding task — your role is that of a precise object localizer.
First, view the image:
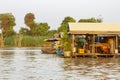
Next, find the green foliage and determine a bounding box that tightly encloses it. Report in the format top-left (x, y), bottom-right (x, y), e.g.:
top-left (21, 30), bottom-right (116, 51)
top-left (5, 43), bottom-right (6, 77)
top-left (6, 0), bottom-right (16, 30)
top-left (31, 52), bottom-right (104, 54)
top-left (24, 13), bottom-right (51, 36)
top-left (24, 13), bottom-right (36, 29)
top-left (3, 26), bottom-right (16, 37)
top-left (20, 22), bottom-right (50, 36)
top-left (0, 13), bottom-right (16, 28)
top-left (19, 27), bottom-right (29, 35)
top-left (47, 30), bottom-right (58, 36)
top-left (58, 16), bottom-right (76, 33)
top-left (61, 33), bottom-right (71, 51)
top-left (3, 35), bottom-right (52, 47)
top-left (78, 17), bottom-right (102, 23)
top-left (4, 36), bottom-right (14, 46)
top-left (0, 13), bottom-right (16, 37)
top-left (36, 23), bottom-right (50, 36)
top-left (21, 35), bottom-right (52, 47)
top-left (22, 36), bottom-right (38, 46)
top-left (58, 16), bottom-right (75, 51)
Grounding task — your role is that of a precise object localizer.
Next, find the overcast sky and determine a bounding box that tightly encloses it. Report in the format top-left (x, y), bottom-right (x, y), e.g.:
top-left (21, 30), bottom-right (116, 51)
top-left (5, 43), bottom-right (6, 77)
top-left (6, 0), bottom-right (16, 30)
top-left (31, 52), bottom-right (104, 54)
top-left (0, 0), bottom-right (120, 32)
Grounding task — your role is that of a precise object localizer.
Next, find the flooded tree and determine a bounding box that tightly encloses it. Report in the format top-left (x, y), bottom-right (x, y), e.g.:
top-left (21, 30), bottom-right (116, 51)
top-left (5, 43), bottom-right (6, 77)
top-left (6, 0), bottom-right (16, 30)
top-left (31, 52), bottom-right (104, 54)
top-left (0, 13), bottom-right (16, 37)
top-left (0, 13), bottom-right (16, 47)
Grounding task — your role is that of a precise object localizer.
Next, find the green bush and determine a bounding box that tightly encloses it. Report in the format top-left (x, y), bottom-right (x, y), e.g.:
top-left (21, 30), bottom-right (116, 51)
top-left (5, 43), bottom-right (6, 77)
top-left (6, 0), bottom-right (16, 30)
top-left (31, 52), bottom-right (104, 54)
top-left (3, 35), bottom-right (52, 47)
top-left (21, 35), bottom-right (52, 47)
top-left (4, 36), bottom-right (15, 46)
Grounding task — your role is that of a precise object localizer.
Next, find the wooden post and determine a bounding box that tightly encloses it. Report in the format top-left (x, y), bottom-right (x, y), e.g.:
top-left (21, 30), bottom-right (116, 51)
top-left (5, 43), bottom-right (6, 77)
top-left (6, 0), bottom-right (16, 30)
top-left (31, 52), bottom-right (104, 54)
top-left (92, 34), bottom-right (95, 53)
top-left (87, 34), bottom-right (91, 53)
top-left (109, 38), bottom-right (114, 54)
top-left (72, 34), bottom-right (75, 56)
top-left (115, 35), bottom-right (118, 54)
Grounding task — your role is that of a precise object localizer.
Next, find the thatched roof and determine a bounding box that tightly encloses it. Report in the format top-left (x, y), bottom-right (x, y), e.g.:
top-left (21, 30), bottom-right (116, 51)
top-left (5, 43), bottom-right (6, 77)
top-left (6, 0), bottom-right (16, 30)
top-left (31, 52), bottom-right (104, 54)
top-left (69, 23), bottom-right (120, 35)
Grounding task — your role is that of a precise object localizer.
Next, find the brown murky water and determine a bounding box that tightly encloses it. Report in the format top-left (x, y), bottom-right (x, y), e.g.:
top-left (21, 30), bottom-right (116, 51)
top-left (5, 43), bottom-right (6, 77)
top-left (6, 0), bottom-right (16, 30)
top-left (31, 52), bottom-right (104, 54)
top-left (0, 47), bottom-right (120, 80)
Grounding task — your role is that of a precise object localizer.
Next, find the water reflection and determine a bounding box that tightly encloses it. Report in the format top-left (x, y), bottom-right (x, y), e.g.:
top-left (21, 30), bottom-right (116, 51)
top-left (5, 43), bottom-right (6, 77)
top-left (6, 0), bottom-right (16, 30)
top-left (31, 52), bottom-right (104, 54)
top-left (62, 58), bottom-right (120, 80)
top-left (0, 47), bottom-right (120, 80)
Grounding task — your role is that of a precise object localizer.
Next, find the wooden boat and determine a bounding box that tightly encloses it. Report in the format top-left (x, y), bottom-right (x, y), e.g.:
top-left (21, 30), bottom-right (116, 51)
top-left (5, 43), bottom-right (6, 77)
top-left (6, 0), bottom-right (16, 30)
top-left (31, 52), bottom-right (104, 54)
top-left (41, 47), bottom-right (56, 54)
top-left (42, 38), bottom-right (61, 54)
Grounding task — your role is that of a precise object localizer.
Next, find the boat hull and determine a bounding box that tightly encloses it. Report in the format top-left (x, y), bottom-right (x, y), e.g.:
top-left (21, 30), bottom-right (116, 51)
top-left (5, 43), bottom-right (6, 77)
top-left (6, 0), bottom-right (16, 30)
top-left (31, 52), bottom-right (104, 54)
top-left (41, 47), bottom-right (56, 54)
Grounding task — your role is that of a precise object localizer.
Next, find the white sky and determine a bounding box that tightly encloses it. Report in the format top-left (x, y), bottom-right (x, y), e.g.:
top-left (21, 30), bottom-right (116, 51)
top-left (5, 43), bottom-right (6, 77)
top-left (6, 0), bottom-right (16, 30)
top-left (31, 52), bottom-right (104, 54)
top-left (0, 0), bottom-right (120, 32)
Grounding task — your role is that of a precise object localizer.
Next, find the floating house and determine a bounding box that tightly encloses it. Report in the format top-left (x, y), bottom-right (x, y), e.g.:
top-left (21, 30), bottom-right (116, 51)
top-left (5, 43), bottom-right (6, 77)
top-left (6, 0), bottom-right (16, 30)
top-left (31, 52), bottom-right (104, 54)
top-left (68, 23), bottom-right (120, 57)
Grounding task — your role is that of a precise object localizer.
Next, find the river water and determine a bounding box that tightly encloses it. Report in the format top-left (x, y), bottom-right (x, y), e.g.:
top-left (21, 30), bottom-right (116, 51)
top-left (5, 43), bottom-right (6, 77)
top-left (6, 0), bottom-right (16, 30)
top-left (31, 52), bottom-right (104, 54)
top-left (0, 47), bottom-right (120, 80)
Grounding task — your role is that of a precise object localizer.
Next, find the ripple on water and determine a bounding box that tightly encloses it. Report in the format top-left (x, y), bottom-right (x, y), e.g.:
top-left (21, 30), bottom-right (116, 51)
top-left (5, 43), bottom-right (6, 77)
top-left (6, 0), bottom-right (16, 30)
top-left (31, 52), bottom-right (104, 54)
top-left (0, 48), bottom-right (120, 80)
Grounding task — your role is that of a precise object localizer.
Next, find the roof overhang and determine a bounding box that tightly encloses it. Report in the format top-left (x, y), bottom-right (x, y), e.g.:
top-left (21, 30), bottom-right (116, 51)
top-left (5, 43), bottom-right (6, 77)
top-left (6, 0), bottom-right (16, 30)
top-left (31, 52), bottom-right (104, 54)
top-left (69, 23), bottom-right (120, 35)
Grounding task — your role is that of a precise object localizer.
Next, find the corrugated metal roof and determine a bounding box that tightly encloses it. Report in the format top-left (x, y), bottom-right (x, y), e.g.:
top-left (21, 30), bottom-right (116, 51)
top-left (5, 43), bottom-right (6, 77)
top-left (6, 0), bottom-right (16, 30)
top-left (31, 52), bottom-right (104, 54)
top-left (69, 23), bottom-right (120, 34)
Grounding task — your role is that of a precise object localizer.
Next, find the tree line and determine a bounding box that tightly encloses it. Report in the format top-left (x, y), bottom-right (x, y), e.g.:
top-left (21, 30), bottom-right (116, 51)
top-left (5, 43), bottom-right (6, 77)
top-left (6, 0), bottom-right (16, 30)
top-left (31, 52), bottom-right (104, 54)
top-left (0, 13), bottom-right (102, 37)
top-left (0, 12), bottom-right (102, 47)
